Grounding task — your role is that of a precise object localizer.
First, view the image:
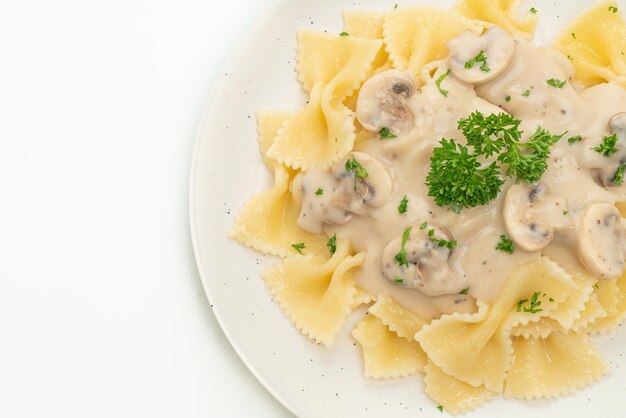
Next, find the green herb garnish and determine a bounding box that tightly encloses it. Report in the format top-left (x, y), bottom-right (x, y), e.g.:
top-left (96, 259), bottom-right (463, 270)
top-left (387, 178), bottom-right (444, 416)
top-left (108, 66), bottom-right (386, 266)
top-left (567, 135), bottom-right (582, 144)
top-left (613, 164), bottom-right (626, 186)
top-left (340, 31), bottom-right (350, 36)
top-left (379, 127), bottom-right (397, 139)
top-left (394, 276), bottom-right (404, 284)
top-left (464, 50), bottom-right (490, 72)
top-left (460, 287), bottom-right (469, 295)
top-left (394, 227), bottom-right (412, 267)
top-left (592, 133), bottom-right (619, 157)
top-left (345, 157), bottom-right (368, 178)
top-left (496, 235), bottom-right (514, 254)
top-left (517, 291), bottom-right (543, 313)
top-left (547, 78), bottom-right (566, 88)
top-left (315, 188), bottom-right (324, 196)
top-left (435, 70), bottom-right (451, 97)
top-left (437, 405), bottom-right (444, 413)
top-left (398, 195), bottom-right (408, 214)
top-left (522, 89), bottom-right (530, 97)
top-left (563, 210), bottom-right (569, 215)
top-left (499, 127), bottom-right (563, 183)
top-left (530, 7), bottom-right (538, 14)
top-left (572, 32), bottom-right (577, 39)
top-left (609, 5), bottom-right (619, 13)
top-left (419, 221), bottom-right (428, 230)
top-left (291, 242), bottom-right (305, 254)
top-left (505, 95), bottom-right (511, 102)
top-left (326, 235), bottom-right (336, 255)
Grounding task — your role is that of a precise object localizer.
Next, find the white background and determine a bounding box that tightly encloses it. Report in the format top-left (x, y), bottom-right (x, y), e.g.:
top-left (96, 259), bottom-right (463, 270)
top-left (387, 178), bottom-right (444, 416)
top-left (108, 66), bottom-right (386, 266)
top-left (0, 0), bottom-right (291, 416)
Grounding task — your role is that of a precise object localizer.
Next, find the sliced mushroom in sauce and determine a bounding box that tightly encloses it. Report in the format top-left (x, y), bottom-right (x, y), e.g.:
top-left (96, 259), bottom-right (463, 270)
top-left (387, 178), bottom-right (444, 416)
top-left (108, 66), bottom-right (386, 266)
top-left (356, 70), bottom-right (416, 136)
top-left (577, 203), bottom-right (626, 279)
top-left (503, 182), bottom-right (572, 252)
top-left (447, 27), bottom-right (515, 85)
top-left (381, 223), bottom-right (466, 297)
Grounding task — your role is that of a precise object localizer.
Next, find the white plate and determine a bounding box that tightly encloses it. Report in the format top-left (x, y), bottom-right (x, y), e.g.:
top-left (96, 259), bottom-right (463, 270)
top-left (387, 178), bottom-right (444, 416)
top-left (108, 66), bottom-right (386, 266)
top-left (190, 1), bottom-right (626, 416)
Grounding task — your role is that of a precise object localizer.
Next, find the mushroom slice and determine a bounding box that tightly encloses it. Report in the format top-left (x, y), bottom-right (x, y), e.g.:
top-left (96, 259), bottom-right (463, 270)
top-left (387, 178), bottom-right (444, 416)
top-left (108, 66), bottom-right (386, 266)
top-left (447, 27), bottom-right (514, 84)
top-left (577, 203), bottom-right (626, 279)
top-left (503, 182), bottom-right (571, 252)
top-left (331, 152), bottom-right (393, 215)
top-left (356, 70), bottom-right (416, 136)
top-left (381, 223), bottom-right (465, 297)
top-left (599, 113), bottom-right (626, 187)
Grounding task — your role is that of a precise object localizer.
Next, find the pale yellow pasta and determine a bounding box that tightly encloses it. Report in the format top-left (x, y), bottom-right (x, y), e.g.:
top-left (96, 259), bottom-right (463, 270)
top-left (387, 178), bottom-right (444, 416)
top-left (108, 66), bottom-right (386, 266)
top-left (229, 164), bottom-right (328, 258)
top-left (383, 7), bottom-right (484, 81)
top-left (261, 239), bottom-right (365, 347)
top-left (585, 271), bottom-right (626, 335)
top-left (368, 294), bottom-right (428, 341)
top-left (352, 315), bottom-right (427, 378)
top-left (512, 273), bottom-right (595, 338)
top-left (553, 1), bottom-right (626, 87)
top-left (416, 258), bottom-right (578, 393)
top-left (266, 31), bottom-right (382, 170)
top-left (257, 111), bottom-right (291, 171)
top-left (424, 360), bottom-right (495, 416)
top-left (504, 333), bottom-right (608, 400)
top-left (454, 0), bottom-right (536, 38)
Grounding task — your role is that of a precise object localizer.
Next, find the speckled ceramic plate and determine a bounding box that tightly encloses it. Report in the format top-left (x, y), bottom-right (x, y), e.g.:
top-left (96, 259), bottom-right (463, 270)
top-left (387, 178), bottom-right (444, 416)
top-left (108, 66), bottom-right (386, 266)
top-left (190, 1), bottom-right (626, 416)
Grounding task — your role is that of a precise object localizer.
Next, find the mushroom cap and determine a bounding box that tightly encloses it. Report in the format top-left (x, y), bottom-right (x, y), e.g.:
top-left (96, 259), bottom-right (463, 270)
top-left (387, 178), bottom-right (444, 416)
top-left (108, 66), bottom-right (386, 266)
top-left (577, 203), bottom-right (626, 279)
top-left (331, 152), bottom-right (393, 215)
top-left (503, 182), bottom-right (569, 252)
top-left (448, 27), bottom-right (515, 85)
top-left (356, 70), bottom-right (416, 136)
top-left (381, 222), bottom-right (465, 297)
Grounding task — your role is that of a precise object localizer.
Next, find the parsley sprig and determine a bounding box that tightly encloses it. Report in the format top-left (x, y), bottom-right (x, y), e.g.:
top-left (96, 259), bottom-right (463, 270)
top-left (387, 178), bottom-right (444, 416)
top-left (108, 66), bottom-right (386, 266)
top-left (380, 127), bottom-right (397, 139)
top-left (326, 235), bottom-right (336, 255)
top-left (291, 243), bottom-right (305, 253)
top-left (394, 227), bottom-right (412, 267)
top-left (516, 291), bottom-right (543, 313)
top-left (496, 235), bottom-right (514, 254)
top-left (547, 78), bottom-right (566, 88)
top-left (345, 157), bottom-right (368, 178)
top-left (398, 195), bottom-right (408, 214)
top-left (592, 133), bottom-right (619, 157)
top-left (426, 112), bottom-right (562, 211)
top-left (464, 50), bottom-right (490, 72)
top-left (435, 70), bottom-right (451, 97)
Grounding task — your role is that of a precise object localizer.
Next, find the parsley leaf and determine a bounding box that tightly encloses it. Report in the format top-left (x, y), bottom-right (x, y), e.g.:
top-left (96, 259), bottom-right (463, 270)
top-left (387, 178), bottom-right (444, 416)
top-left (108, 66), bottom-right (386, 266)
top-left (567, 135), bottom-right (582, 144)
top-left (394, 227), bottom-right (412, 267)
top-left (609, 5), bottom-right (618, 13)
top-left (431, 233), bottom-right (458, 249)
top-left (530, 7), bottom-right (538, 14)
top-left (517, 291), bottom-right (543, 313)
top-left (547, 78), bottom-right (566, 88)
top-left (437, 405), bottom-right (444, 413)
top-left (460, 287), bottom-right (469, 295)
top-left (522, 89), bottom-right (530, 97)
top-left (291, 242), bottom-right (305, 253)
top-left (398, 195), bottom-right (408, 214)
top-left (495, 235), bottom-right (514, 254)
top-left (394, 276), bottom-right (404, 284)
top-left (315, 188), bottom-right (324, 196)
top-left (345, 157), bottom-right (369, 178)
top-left (458, 112), bottom-right (520, 157)
top-left (326, 235), bottom-right (336, 255)
top-left (379, 127), bottom-right (397, 139)
top-left (435, 70), bottom-right (451, 97)
top-left (614, 164), bottom-right (626, 186)
top-left (340, 31), bottom-right (350, 36)
top-left (592, 133), bottom-right (619, 157)
top-left (465, 50), bottom-right (490, 72)
top-left (425, 139), bottom-right (504, 212)
top-left (419, 222), bottom-right (428, 230)
top-left (499, 128), bottom-right (563, 183)
top-left (572, 32), bottom-right (577, 39)
top-left (505, 95), bottom-right (511, 102)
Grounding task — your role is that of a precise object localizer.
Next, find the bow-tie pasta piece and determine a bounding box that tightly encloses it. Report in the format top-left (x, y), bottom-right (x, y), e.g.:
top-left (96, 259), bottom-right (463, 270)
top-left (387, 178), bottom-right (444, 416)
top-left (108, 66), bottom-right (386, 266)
top-left (352, 315), bottom-right (427, 379)
top-left (454, 0), bottom-right (537, 39)
top-left (257, 111), bottom-right (291, 171)
top-left (383, 7), bottom-right (484, 82)
top-left (512, 273), bottom-right (595, 339)
top-left (266, 31), bottom-right (382, 171)
top-left (368, 294), bottom-right (428, 341)
top-left (261, 239), bottom-right (365, 347)
top-left (416, 258), bottom-right (578, 393)
top-left (504, 332), bottom-right (608, 400)
top-left (424, 360), bottom-right (495, 416)
top-left (584, 270), bottom-right (626, 335)
top-left (553, 2), bottom-right (626, 88)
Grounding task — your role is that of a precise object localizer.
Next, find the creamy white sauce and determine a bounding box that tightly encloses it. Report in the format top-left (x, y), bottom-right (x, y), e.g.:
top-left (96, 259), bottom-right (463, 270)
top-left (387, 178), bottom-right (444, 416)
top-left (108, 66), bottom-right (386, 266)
top-left (297, 30), bottom-right (626, 319)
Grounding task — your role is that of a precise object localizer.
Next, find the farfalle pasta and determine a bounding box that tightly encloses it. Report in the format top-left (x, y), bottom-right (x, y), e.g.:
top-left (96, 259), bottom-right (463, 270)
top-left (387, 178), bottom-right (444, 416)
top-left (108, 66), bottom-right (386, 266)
top-left (231, 0), bottom-right (626, 414)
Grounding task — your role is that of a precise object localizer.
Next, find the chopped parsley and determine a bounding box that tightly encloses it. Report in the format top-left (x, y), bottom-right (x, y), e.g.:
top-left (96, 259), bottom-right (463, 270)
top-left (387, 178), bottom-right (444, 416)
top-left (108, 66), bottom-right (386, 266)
top-left (563, 210), bottom-right (569, 215)
top-left (426, 112), bottom-right (562, 212)
top-left (592, 133), bottom-right (619, 157)
top-left (340, 31), bottom-right (350, 36)
top-left (572, 32), bottom-right (577, 39)
top-left (435, 70), bottom-right (451, 97)
top-left (495, 235), bottom-right (514, 254)
top-left (398, 195), bottom-right (408, 214)
top-left (549, 297), bottom-right (555, 302)
top-left (394, 226), bottom-right (412, 267)
top-left (419, 222), bottom-right (428, 230)
top-left (394, 3), bottom-right (398, 9)
top-left (437, 405), bottom-right (444, 413)
top-left (315, 188), bottom-right (324, 196)
top-left (530, 7), bottom-right (538, 14)
top-left (394, 276), bottom-right (404, 284)
top-left (547, 78), bottom-right (566, 88)
top-left (505, 95), bottom-right (511, 102)
top-left (379, 127), bottom-right (397, 139)
top-left (567, 54), bottom-right (574, 61)
top-left (345, 157), bottom-right (368, 178)
top-left (567, 135), bottom-right (582, 144)
top-left (464, 50), bottom-right (490, 72)
top-left (522, 89), bottom-right (531, 97)
top-left (291, 242), bottom-right (305, 254)
top-left (516, 291), bottom-right (543, 313)
top-left (460, 287), bottom-right (469, 295)
top-left (430, 232), bottom-right (458, 249)
top-left (609, 5), bottom-right (619, 13)
top-left (326, 235), bottom-right (336, 255)
top-left (614, 164), bottom-right (626, 186)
